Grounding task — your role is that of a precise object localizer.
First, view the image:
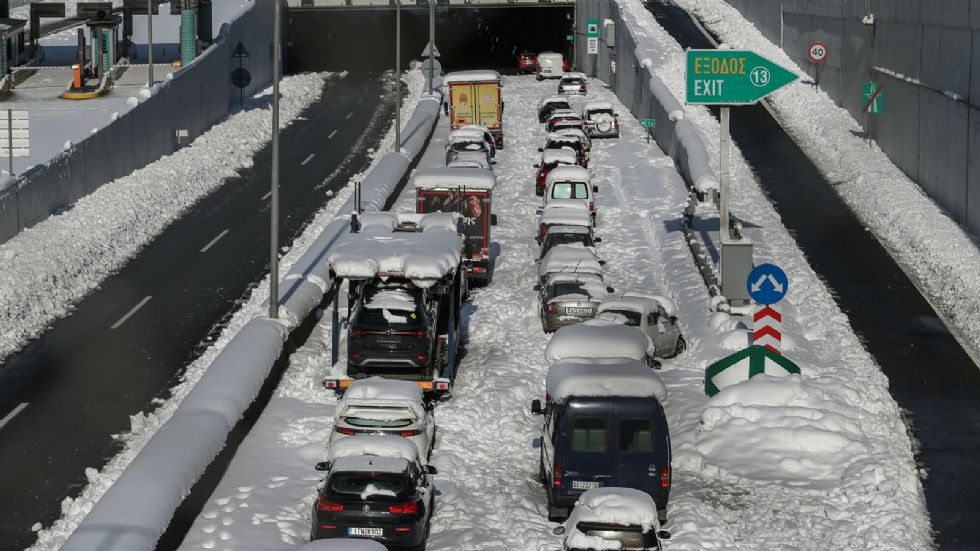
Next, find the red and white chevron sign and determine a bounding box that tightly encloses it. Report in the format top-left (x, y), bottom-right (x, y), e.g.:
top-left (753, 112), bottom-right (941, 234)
top-left (753, 305), bottom-right (782, 354)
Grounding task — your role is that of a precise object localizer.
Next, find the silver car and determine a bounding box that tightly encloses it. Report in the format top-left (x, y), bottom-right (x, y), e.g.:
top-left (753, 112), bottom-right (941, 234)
top-left (535, 273), bottom-right (611, 332)
top-left (594, 293), bottom-right (686, 358)
top-left (582, 101), bottom-right (620, 139)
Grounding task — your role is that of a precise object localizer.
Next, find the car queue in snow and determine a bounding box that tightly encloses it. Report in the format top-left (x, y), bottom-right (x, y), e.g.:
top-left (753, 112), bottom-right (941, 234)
top-left (306, 70), bottom-right (680, 551)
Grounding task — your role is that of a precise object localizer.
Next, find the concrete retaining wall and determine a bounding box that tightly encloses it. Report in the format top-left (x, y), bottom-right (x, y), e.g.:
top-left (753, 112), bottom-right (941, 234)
top-left (724, 0), bottom-right (980, 235)
top-left (0, 0), bottom-right (275, 244)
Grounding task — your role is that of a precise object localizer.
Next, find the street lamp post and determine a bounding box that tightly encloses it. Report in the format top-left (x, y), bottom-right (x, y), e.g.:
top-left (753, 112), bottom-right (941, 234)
top-left (427, 0), bottom-right (434, 95)
top-left (147, 0), bottom-right (153, 86)
top-left (394, 0), bottom-right (401, 152)
top-left (269, 0), bottom-right (282, 319)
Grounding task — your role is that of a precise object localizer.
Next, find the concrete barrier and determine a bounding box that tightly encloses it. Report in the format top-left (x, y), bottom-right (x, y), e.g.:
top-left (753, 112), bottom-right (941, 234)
top-left (58, 78), bottom-right (443, 551)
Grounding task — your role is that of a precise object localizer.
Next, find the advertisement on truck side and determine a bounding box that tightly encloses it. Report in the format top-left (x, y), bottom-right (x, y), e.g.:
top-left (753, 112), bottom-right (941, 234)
top-left (450, 83), bottom-right (501, 130)
top-left (417, 189), bottom-right (490, 261)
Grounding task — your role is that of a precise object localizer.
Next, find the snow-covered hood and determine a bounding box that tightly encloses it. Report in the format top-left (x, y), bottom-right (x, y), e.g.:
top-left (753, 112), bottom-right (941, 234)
top-left (545, 323), bottom-right (650, 363)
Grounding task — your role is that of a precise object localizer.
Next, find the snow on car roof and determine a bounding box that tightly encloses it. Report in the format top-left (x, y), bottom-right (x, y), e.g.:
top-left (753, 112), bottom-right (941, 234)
top-left (538, 245), bottom-right (603, 279)
top-left (443, 70), bottom-right (502, 84)
top-left (412, 167), bottom-right (496, 191)
top-left (548, 109), bottom-right (581, 120)
top-left (327, 218), bottom-right (462, 285)
top-left (451, 151), bottom-right (491, 169)
top-left (547, 131), bottom-right (586, 142)
top-left (337, 377), bottom-right (425, 419)
top-left (545, 357), bottom-right (668, 403)
top-left (562, 72), bottom-right (588, 80)
top-left (447, 132), bottom-right (488, 145)
top-left (327, 434), bottom-right (420, 464)
top-left (357, 212), bottom-right (397, 233)
top-left (545, 272), bottom-right (604, 285)
top-left (545, 165), bottom-right (590, 185)
top-left (540, 149), bottom-right (578, 165)
top-left (538, 206), bottom-right (593, 228)
top-left (545, 323), bottom-right (650, 363)
top-left (300, 538), bottom-right (389, 551)
top-left (543, 199), bottom-right (590, 212)
top-left (623, 291), bottom-right (678, 318)
top-left (538, 95), bottom-right (571, 108)
top-left (583, 101), bottom-right (615, 112)
top-left (546, 225), bottom-right (592, 235)
top-left (565, 488), bottom-right (659, 543)
top-left (597, 296), bottom-right (651, 316)
top-left (446, 160), bottom-right (488, 170)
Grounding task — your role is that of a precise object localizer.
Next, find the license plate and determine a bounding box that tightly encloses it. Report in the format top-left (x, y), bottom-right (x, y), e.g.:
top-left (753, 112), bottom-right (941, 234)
top-left (565, 307), bottom-right (593, 315)
top-left (349, 527), bottom-right (383, 537)
top-left (376, 336), bottom-right (400, 344)
top-left (572, 480), bottom-right (602, 490)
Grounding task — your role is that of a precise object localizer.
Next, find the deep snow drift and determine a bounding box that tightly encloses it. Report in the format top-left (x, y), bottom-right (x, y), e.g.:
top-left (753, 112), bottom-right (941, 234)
top-left (173, 74), bottom-right (930, 550)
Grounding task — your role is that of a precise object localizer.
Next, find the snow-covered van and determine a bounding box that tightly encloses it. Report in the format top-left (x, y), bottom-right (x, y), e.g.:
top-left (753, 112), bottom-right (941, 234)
top-left (543, 165), bottom-right (596, 221)
top-left (552, 487), bottom-right (671, 550)
top-left (536, 52), bottom-right (567, 80)
top-left (444, 70), bottom-right (504, 148)
top-left (413, 167), bottom-right (497, 283)
top-left (531, 358), bottom-right (671, 521)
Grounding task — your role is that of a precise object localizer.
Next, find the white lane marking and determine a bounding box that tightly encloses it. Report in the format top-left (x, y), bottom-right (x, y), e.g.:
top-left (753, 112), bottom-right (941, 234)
top-left (345, 111), bottom-right (353, 120)
top-left (110, 296), bottom-right (152, 330)
top-left (0, 403), bottom-right (28, 430)
top-left (301, 153), bottom-right (316, 166)
top-left (261, 191), bottom-right (272, 200)
top-left (328, 129), bottom-right (338, 139)
top-left (200, 229), bottom-right (230, 253)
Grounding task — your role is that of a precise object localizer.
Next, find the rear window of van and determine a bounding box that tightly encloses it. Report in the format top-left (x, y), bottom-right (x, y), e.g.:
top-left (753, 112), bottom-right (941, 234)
top-left (571, 417), bottom-right (607, 452)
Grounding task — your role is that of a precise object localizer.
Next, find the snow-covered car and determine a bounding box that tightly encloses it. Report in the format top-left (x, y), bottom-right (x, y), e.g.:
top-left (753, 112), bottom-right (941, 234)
top-left (329, 378), bottom-right (436, 459)
top-left (546, 109), bottom-right (585, 133)
top-left (534, 148), bottom-right (580, 196)
top-left (518, 51), bottom-right (538, 74)
top-left (557, 72), bottom-right (588, 95)
top-left (538, 95), bottom-right (573, 123)
top-left (449, 150), bottom-right (492, 170)
top-left (545, 322), bottom-right (653, 367)
top-left (595, 293), bottom-right (685, 359)
top-left (445, 132), bottom-right (493, 166)
top-left (311, 436), bottom-right (437, 547)
top-left (534, 273), bottom-right (612, 332)
top-left (536, 52), bottom-right (568, 80)
top-left (552, 127), bottom-right (592, 152)
top-left (537, 243), bottom-right (604, 284)
top-left (454, 125), bottom-right (496, 158)
top-left (552, 488), bottom-right (671, 550)
top-left (537, 201), bottom-right (593, 243)
top-left (531, 359), bottom-right (671, 521)
top-left (300, 539), bottom-right (387, 551)
top-left (543, 166), bottom-right (596, 221)
top-left (346, 281), bottom-right (438, 377)
top-left (581, 101), bottom-right (620, 139)
top-left (540, 132), bottom-right (589, 167)
top-left (538, 224), bottom-right (598, 259)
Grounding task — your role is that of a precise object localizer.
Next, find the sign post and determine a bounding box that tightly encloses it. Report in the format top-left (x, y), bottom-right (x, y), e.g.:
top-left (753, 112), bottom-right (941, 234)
top-left (586, 19), bottom-right (599, 55)
top-left (747, 263), bottom-right (788, 354)
top-left (231, 41), bottom-right (250, 105)
top-left (807, 41), bottom-right (827, 87)
top-left (862, 81), bottom-right (883, 147)
top-left (640, 118), bottom-right (655, 143)
top-left (0, 109), bottom-right (29, 176)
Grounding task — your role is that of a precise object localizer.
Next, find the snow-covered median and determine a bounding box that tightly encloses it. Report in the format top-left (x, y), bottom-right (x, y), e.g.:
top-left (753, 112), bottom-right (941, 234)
top-left (670, 0), bottom-right (980, 362)
top-left (0, 72), bottom-right (329, 365)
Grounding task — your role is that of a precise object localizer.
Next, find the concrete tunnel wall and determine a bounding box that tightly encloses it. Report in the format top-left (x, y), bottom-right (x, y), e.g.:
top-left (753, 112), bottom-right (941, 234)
top-left (723, 0), bottom-right (980, 237)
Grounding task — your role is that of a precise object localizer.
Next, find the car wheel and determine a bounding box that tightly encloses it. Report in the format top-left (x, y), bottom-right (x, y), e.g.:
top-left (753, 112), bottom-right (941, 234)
top-left (670, 336), bottom-right (687, 358)
top-left (536, 74), bottom-right (543, 81)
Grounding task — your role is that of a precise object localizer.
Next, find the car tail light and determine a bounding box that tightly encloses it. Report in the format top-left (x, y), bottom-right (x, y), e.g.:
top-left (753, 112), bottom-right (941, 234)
top-left (394, 527), bottom-right (412, 533)
top-left (415, 329), bottom-right (428, 338)
top-left (324, 379), bottom-right (339, 390)
top-left (336, 427), bottom-right (355, 435)
top-left (417, 354), bottom-right (427, 361)
top-left (553, 464), bottom-right (563, 487)
top-left (350, 353), bottom-right (361, 360)
top-left (661, 467), bottom-right (670, 488)
top-left (319, 524), bottom-right (337, 529)
top-left (536, 173), bottom-right (545, 187)
top-left (539, 224), bottom-right (548, 237)
top-left (400, 429), bottom-right (423, 437)
top-left (546, 302), bottom-right (558, 315)
top-left (351, 328), bottom-right (365, 337)
top-left (389, 501), bottom-right (419, 514)
top-left (589, 201), bottom-right (595, 212)
top-left (317, 498), bottom-right (344, 512)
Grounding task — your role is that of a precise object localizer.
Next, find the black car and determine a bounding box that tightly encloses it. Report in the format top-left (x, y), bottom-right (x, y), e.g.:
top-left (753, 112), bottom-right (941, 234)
top-left (311, 451), bottom-right (436, 548)
top-left (539, 225), bottom-right (598, 259)
top-left (347, 281), bottom-right (438, 378)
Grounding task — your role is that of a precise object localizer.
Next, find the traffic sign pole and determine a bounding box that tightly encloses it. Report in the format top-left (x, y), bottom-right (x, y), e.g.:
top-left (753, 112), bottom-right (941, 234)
top-left (753, 304), bottom-right (782, 354)
top-left (719, 106), bottom-right (730, 240)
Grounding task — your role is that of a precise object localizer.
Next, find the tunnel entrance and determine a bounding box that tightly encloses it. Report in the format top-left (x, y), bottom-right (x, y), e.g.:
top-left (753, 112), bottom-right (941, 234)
top-left (285, 6), bottom-right (574, 74)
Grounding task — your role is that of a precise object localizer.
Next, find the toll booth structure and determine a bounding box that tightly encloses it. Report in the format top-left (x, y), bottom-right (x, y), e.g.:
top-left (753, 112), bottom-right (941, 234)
top-left (0, 18), bottom-right (27, 94)
top-left (62, 15), bottom-right (123, 99)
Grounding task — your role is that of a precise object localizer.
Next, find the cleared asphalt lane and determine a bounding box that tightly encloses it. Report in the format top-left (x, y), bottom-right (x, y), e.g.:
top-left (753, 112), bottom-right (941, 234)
top-left (646, 1), bottom-right (980, 546)
top-left (0, 72), bottom-right (391, 549)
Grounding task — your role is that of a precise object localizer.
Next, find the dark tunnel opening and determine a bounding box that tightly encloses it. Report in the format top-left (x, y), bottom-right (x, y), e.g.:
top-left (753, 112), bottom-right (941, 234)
top-left (285, 6), bottom-right (575, 74)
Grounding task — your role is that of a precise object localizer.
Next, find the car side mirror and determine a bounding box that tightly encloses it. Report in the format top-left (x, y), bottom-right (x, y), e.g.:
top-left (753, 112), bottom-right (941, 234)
top-left (425, 465), bottom-right (438, 475)
top-left (594, 237), bottom-right (602, 243)
top-left (533, 284), bottom-right (542, 291)
top-left (531, 399), bottom-right (543, 415)
top-left (533, 163), bottom-right (540, 168)
top-left (538, 148), bottom-right (544, 153)
top-left (657, 530), bottom-right (671, 540)
top-left (598, 260), bottom-right (607, 266)
top-left (607, 286), bottom-right (615, 293)
top-left (552, 525), bottom-right (565, 535)
top-left (534, 258), bottom-right (542, 264)
top-left (614, 114), bottom-right (619, 118)
top-left (592, 185), bottom-right (599, 193)
top-left (314, 461), bottom-right (330, 471)
top-left (491, 214), bottom-right (498, 226)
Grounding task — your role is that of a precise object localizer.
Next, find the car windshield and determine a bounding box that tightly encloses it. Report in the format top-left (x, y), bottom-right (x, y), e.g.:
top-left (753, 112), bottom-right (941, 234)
top-left (327, 472), bottom-right (412, 502)
top-left (604, 309), bottom-right (642, 326)
top-left (344, 416), bottom-right (414, 428)
top-left (576, 523), bottom-right (648, 548)
top-left (550, 282), bottom-right (587, 298)
top-left (546, 232), bottom-right (592, 250)
top-left (547, 141), bottom-right (581, 153)
top-left (551, 182), bottom-right (589, 200)
top-left (563, 78), bottom-right (586, 85)
top-left (452, 141), bottom-right (484, 152)
top-left (588, 109), bottom-right (614, 117)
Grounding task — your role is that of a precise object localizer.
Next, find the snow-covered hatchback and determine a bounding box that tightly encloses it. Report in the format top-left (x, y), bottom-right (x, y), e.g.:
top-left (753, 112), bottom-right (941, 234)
top-left (582, 101), bottom-right (620, 139)
top-left (553, 487), bottom-right (671, 550)
top-left (329, 378), bottom-right (436, 459)
top-left (558, 73), bottom-right (588, 95)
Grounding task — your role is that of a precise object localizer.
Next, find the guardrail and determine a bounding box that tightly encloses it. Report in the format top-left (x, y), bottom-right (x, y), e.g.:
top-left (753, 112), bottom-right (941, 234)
top-left (58, 77), bottom-right (445, 551)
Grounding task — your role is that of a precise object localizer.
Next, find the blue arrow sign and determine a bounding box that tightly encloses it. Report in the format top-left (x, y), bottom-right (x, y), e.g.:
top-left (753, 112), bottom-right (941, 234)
top-left (747, 263), bottom-right (788, 305)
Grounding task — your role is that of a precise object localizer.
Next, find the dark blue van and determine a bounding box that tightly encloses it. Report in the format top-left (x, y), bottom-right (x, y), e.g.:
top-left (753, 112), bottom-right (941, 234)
top-left (531, 358), bottom-right (671, 521)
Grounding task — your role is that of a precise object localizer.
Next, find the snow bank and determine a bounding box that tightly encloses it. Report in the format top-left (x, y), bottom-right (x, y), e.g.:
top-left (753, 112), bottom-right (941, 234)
top-left (328, 434), bottom-right (420, 464)
top-left (545, 357), bottom-right (668, 403)
top-left (545, 323), bottom-right (649, 363)
top-left (336, 378), bottom-right (425, 419)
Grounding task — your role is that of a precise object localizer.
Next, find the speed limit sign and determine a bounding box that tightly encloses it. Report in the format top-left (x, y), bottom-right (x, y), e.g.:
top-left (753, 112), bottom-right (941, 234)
top-left (808, 42), bottom-right (828, 63)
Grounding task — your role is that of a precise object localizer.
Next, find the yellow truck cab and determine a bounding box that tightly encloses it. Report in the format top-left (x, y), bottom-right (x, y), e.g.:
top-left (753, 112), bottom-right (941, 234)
top-left (443, 70), bottom-right (504, 148)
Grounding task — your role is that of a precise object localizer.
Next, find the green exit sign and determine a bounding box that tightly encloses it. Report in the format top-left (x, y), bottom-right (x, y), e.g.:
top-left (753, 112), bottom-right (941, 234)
top-left (640, 119), bottom-right (656, 128)
top-left (685, 49), bottom-right (798, 105)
